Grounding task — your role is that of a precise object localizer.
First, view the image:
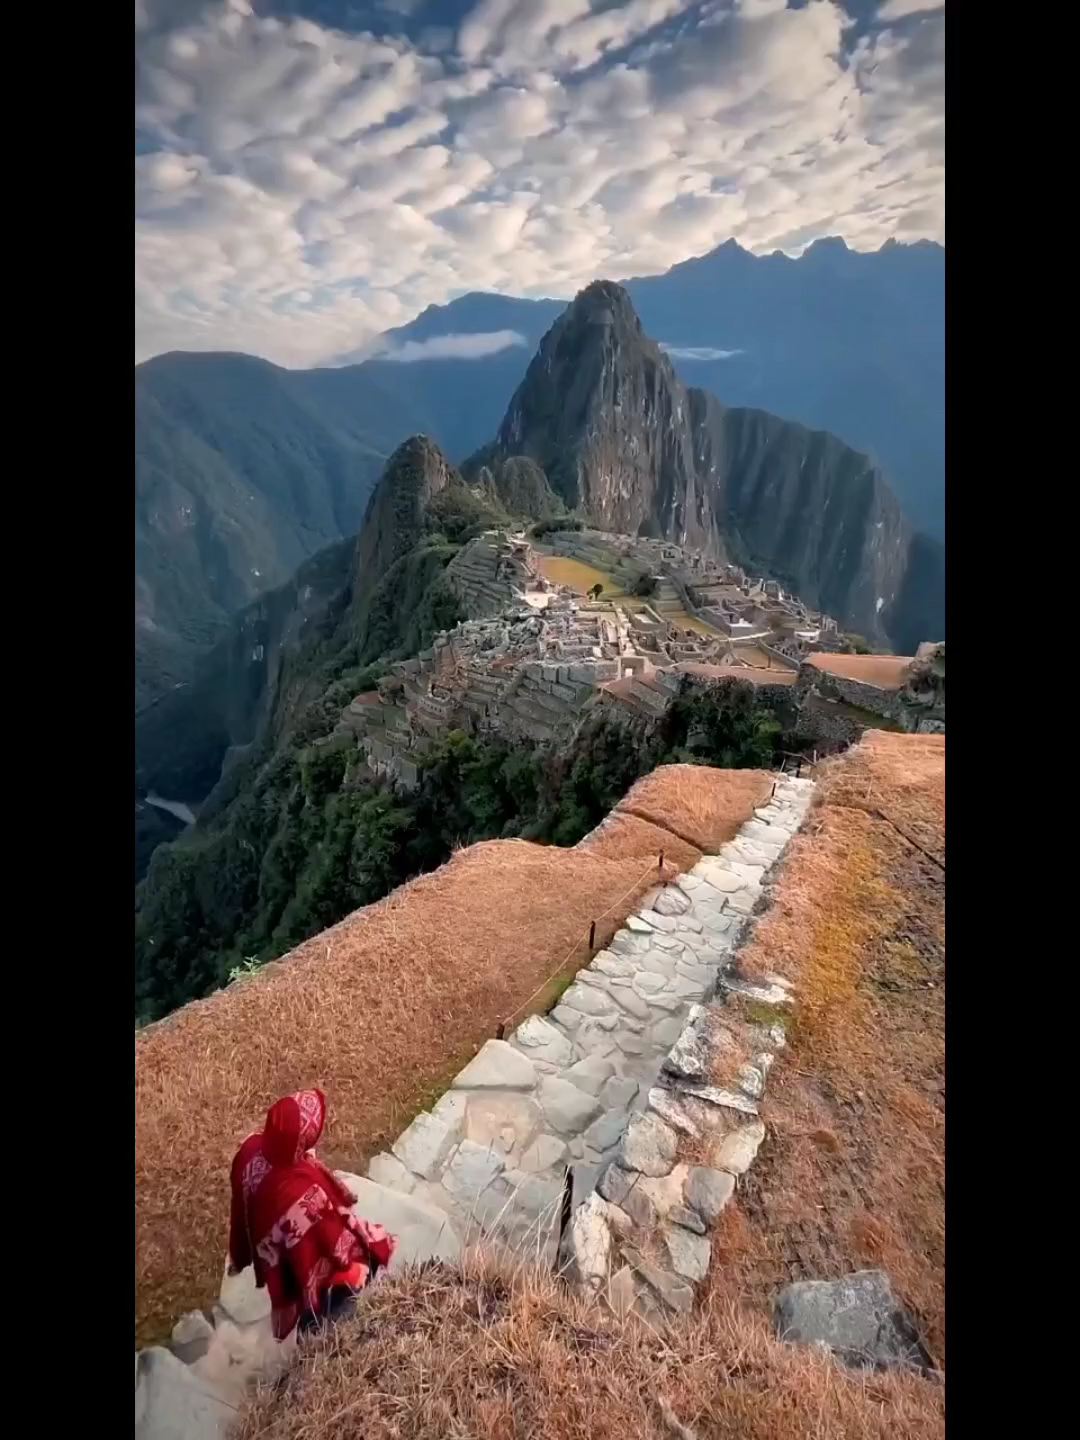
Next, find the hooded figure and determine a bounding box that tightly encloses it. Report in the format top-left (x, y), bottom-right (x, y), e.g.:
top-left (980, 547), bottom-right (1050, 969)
top-left (227, 1088), bottom-right (396, 1339)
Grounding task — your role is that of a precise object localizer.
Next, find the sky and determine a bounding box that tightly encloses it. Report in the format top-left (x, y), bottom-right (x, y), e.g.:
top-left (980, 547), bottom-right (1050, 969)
top-left (135, 0), bottom-right (945, 367)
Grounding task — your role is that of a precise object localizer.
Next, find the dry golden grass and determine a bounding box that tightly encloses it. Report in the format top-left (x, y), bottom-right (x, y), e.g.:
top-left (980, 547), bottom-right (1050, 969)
top-left (805, 654), bottom-right (914, 689)
top-left (577, 809), bottom-right (703, 871)
top-left (710, 731), bottom-right (945, 1363)
top-left (136, 765), bottom-right (768, 1345)
top-left (235, 1252), bottom-right (944, 1440)
top-left (616, 765), bottom-right (773, 854)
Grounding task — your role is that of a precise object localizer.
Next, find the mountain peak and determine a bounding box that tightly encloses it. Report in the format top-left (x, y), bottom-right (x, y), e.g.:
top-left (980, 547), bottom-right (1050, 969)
top-left (565, 279), bottom-right (642, 332)
top-left (386, 433), bottom-right (449, 469)
top-left (354, 434), bottom-right (459, 583)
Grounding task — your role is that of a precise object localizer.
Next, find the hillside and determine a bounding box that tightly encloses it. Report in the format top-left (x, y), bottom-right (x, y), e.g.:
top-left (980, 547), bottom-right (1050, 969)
top-left (134, 352), bottom-right (431, 706)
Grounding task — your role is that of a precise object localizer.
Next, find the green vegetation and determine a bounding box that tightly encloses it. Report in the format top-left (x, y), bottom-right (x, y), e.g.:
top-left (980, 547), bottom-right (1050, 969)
top-left (531, 515), bottom-right (583, 537)
top-left (135, 678), bottom-right (789, 1023)
top-left (424, 482), bottom-right (510, 542)
top-left (630, 572), bottom-right (658, 597)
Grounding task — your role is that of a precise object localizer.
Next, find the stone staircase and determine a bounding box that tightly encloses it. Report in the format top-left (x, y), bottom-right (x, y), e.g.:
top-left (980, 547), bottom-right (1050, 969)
top-left (363, 774), bottom-right (815, 1266)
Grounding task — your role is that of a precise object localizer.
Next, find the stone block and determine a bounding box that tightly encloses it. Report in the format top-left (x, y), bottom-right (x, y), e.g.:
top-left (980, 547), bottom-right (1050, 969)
top-left (169, 1311), bottom-right (213, 1366)
top-left (465, 1094), bottom-right (543, 1160)
top-left (638, 909), bottom-right (678, 932)
top-left (663, 1225), bottom-right (712, 1281)
top-left (684, 1166), bottom-right (735, 1223)
top-left (626, 915), bottom-right (655, 933)
top-left (601, 1075), bottom-right (639, 1110)
top-left (673, 1080), bottom-right (759, 1116)
top-left (568, 1192), bottom-right (613, 1289)
top-left (668, 1205), bottom-right (706, 1235)
top-left (218, 1263), bottom-right (270, 1327)
top-left (585, 1110), bottom-right (629, 1152)
top-left (592, 951), bottom-right (635, 978)
top-left (367, 1151), bottom-right (416, 1192)
top-left (452, 1040), bottom-right (537, 1091)
top-left (441, 1140), bottom-right (506, 1207)
top-left (609, 985), bottom-right (652, 1021)
top-left (429, 1091), bottom-right (468, 1134)
top-left (564, 1054), bottom-right (616, 1095)
top-left (620, 1112), bottom-right (678, 1177)
top-left (598, 1163), bottom-right (657, 1228)
top-left (538, 1074), bottom-right (603, 1135)
top-left (606, 1264), bottom-right (639, 1320)
top-left (392, 1112), bottom-right (456, 1179)
top-left (621, 1246), bottom-right (694, 1313)
top-left (773, 1271), bottom-right (930, 1371)
top-left (513, 1014), bottom-right (575, 1067)
top-left (651, 887), bottom-right (691, 917)
top-left (517, 1132), bottom-right (568, 1173)
top-left (714, 1120), bottom-right (767, 1175)
top-left (135, 1347), bottom-right (234, 1440)
top-left (559, 983), bottom-right (615, 1018)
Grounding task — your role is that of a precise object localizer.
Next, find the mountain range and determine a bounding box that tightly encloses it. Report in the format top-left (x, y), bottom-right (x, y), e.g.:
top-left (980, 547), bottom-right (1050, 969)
top-left (470, 281), bottom-right (940, 655)
top-left (136, 281), bottom-right (942, 820)
top-left (135, 237), bottom-right (943, 707)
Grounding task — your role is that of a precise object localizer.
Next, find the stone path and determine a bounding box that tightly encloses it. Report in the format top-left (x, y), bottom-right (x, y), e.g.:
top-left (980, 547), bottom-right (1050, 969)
top-left (365, 774), bottom-right (814, 1261)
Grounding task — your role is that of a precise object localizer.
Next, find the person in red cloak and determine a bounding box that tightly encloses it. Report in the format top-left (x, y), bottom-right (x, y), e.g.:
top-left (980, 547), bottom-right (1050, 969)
top-left (227, 1088), bottom-right (396, 1340)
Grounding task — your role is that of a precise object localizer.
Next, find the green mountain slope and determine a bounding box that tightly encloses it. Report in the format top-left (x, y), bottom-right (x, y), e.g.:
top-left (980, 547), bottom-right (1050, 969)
top-left (135, 351), bottom-right (431, 707)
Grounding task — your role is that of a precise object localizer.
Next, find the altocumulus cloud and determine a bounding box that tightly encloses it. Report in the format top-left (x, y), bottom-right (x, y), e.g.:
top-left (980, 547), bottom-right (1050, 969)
top-left (135, 0), bottom-right (944, 367)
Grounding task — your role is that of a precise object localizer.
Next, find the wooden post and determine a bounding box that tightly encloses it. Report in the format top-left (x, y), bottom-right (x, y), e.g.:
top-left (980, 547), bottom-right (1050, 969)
top-left (658, 850), bottom-right (665, 873)
top-left (496, 1022), bottom-right (505, 1041)
top-left (588, 920), bottom-right (596, 951)
top-left (556, 1165), bottom-right (575, 1273)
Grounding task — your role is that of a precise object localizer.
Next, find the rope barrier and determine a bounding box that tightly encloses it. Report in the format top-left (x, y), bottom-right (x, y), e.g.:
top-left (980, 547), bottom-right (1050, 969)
top-left (498, 852), bottom-right (673, 1038)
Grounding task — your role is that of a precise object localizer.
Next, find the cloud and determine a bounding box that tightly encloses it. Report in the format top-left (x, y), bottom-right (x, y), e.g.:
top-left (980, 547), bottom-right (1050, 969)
top-left (135, 0), bottom-right (945, 366)
top-left (876, 0), bottom-right (944, 20)
top-left (375, 329), bottom-right (530, 362)
top-left (661, 344), bottom-right (745, 361)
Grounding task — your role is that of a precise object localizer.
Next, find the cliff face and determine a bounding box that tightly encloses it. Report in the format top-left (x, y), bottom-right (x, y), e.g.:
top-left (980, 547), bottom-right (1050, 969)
top-left (350, 434), bottom-right (458, 594)
top-left (481, 282), bottom-right (942, 649)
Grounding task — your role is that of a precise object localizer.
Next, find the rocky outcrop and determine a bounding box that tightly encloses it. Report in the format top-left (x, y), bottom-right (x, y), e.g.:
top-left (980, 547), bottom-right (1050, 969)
top-left (349, 435), bottom-right (458, 602)
top-left (476, 282), bottom-right (942, 652)
top-left (474, 455), bottom-right (564, 520)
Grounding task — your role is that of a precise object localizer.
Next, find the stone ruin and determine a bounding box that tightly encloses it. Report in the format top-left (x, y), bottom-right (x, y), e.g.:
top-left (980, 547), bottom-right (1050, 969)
top-left (329, 529), bottom-right (844, 788)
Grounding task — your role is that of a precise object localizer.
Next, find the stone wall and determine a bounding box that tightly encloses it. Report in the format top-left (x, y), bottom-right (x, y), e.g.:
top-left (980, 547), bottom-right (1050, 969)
top-left (565, 790), bottom-right (810, 1317)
